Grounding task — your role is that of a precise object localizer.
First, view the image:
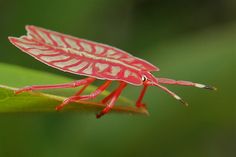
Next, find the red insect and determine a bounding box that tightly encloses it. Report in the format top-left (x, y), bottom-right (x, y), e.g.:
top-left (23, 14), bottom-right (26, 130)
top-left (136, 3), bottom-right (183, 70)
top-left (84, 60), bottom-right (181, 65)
top-left (9, 25), bottom-right (216, 118)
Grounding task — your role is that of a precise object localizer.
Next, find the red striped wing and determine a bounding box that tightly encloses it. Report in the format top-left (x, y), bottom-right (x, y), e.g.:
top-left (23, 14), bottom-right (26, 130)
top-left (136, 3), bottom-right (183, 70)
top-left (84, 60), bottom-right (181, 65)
top-left (9, 25), bottom-right (158, 85)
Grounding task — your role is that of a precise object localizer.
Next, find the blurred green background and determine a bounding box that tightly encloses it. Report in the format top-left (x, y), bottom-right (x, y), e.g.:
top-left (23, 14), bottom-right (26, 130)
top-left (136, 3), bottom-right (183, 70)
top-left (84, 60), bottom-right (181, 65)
top-left (0, 0), bottom-right (235, 157)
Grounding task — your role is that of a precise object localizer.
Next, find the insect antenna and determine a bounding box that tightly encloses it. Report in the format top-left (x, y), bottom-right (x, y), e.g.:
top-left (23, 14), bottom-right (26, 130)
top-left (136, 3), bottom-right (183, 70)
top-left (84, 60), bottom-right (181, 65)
top-left (157, 78), bottom-right (217, 90)
top-left (154, 83), bottom-right (189, 106)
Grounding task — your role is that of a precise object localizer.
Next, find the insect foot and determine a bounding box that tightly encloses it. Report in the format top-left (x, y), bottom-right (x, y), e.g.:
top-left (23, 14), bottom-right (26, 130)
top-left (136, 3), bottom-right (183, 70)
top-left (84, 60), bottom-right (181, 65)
top-left (136, 103), bottom-right (147, 109)
top-left (14, 86), bottom-right (32, 94)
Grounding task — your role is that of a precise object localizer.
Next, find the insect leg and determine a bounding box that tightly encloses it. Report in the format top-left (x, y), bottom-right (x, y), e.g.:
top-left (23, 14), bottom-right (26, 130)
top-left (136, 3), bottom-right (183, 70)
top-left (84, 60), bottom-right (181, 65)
top-left (74, 80), bottom-right (93, 96)
top-left (101, 90), bottom-right (116, 104)
top-left (15, 77), bottom-right (96, 94)
top-left (55, 80), bottom-right (112, 110)
top-left (136, 85), bottom-right (148, 108)
top-left (96, 82), bottom-right (127, 118)
top-left (157, 78), bottom-right (216, 90)
top-left (154, 83), bottom-right (188, 106)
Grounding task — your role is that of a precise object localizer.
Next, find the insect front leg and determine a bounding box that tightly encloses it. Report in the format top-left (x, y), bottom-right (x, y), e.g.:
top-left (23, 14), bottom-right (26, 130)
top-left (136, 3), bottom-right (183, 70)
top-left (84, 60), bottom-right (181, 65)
top-left (55, 80), bottom-right (112, 110)
top-left (15, 77), bottom-right (95, 94)
top-left (96, 82), bottom-right (127, 118)
top-left (136, 85), bottom-right (148, 108)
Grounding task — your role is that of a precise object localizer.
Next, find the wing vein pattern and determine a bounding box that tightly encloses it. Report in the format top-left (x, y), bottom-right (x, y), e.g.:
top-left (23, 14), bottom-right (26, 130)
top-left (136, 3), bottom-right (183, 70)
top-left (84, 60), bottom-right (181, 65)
top-left (9, 25), bottom-right (159, 85)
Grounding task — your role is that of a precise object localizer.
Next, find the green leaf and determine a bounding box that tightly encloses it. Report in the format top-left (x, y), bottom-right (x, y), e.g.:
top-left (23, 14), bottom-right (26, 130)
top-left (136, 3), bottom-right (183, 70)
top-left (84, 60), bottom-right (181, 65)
top-left (0, 63), bottom-right (148, 115)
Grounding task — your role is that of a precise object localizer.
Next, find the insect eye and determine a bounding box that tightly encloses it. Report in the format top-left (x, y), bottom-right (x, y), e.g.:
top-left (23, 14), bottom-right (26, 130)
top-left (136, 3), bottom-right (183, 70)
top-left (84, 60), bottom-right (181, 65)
top-left (142, 75), bottom-right (147, 82)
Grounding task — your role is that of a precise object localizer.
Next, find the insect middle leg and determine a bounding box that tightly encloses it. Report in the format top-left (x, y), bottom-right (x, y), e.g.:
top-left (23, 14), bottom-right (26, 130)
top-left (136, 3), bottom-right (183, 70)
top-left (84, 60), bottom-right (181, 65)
top-left (55, 80), bottom-right (112, 110)
top-left (101, 90), bottom-right (116, 104)
top-left (15, 77), bottom-right (96, 94)
top-left (102, 83), bottom-right (147, 109)
top-left (96, 82), bottom-right (127, 118)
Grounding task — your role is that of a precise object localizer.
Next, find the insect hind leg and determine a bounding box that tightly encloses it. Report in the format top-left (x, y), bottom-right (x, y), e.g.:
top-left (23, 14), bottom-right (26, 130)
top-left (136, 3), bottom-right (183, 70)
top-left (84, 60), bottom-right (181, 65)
top-left (55, 80), bottom-right (112, 110)
top-left (14, 77), bottom-right (96, 94)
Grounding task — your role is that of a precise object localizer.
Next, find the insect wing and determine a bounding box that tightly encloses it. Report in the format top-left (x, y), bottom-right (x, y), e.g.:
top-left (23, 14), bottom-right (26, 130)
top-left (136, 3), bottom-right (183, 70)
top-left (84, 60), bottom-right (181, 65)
top-left (26, 25), bottom-right (159, 72)
top-left (9, 26), bottom-right (146, 85)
